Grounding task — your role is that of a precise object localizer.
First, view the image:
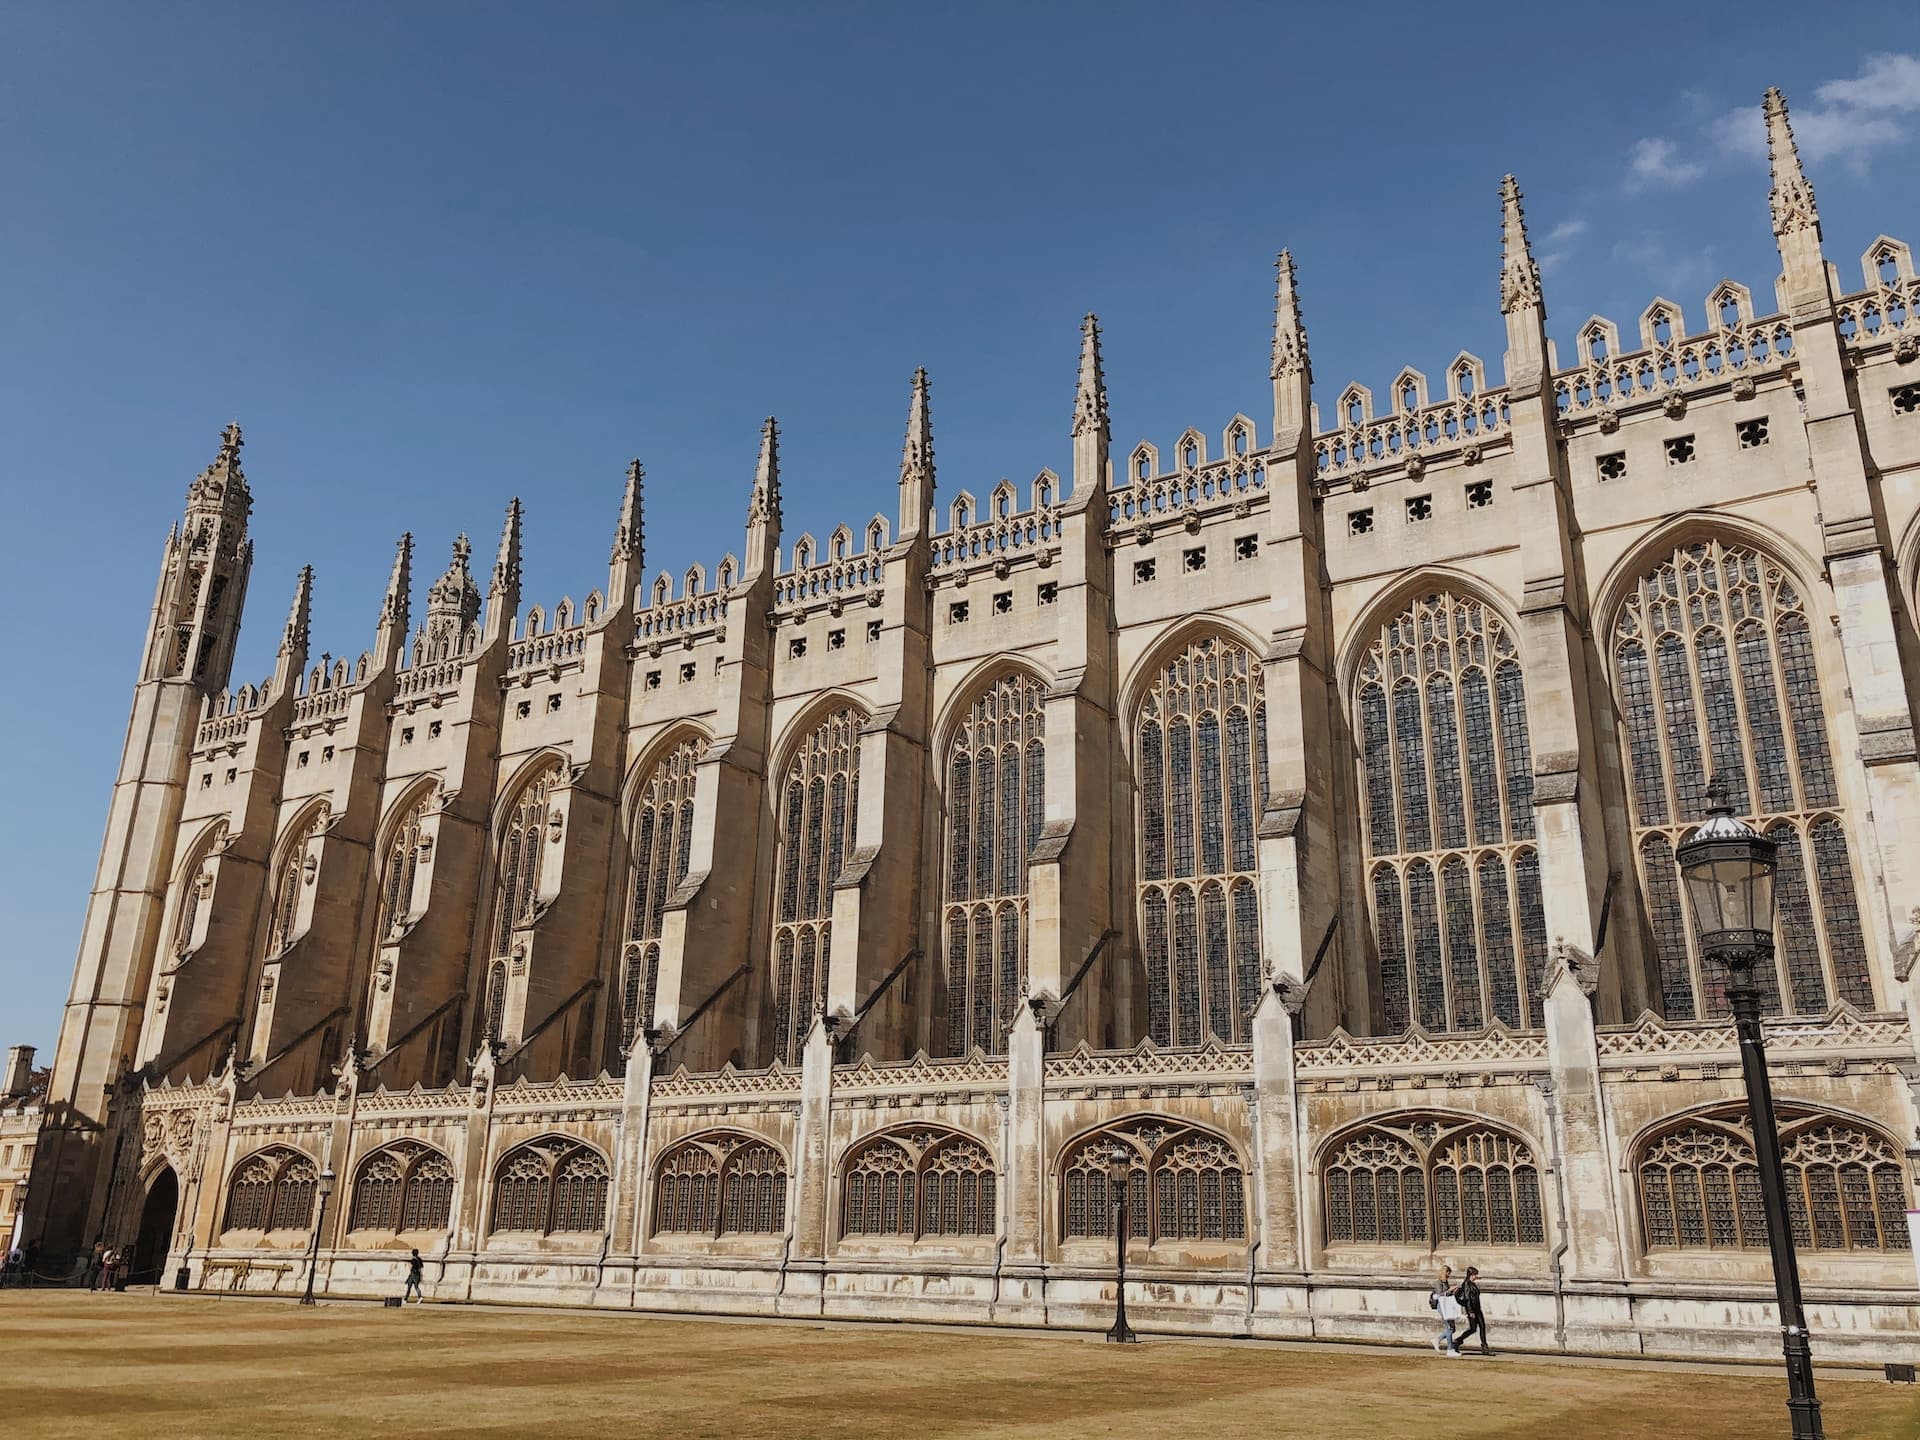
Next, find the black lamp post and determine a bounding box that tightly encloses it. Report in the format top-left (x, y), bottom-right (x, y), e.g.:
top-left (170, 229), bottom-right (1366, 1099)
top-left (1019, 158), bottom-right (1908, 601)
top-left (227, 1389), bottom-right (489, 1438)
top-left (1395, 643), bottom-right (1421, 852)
top-left (1676, 775), bottom-right (1821, 1439)
top-left (298, 1165), bottom-right (336, 1307)
top-left (1105, 1144), bottom-right (1138, 1344)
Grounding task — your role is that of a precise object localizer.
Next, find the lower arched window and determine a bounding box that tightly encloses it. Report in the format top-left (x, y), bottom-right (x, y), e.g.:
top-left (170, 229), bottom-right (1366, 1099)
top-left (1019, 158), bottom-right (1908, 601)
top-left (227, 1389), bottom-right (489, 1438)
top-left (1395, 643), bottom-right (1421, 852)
top-left (1637, 1109), bottom-right (1911, 1254)
top-left (841, 1129), bottom-right (997, 1239)
top-left (1321, 1116), bottom-right (1545, 1249)
top-left (348, 1142), bottom-right (456, 1234)
top-left (651, 1132), bottom-right (788, 1237)
top-left (488, 1137), bottom-right (609, 1235)
top-left (1060, 1118), bottom-right (1246, 1245)
top-left (222, 1146), bottom-right (319, 1233)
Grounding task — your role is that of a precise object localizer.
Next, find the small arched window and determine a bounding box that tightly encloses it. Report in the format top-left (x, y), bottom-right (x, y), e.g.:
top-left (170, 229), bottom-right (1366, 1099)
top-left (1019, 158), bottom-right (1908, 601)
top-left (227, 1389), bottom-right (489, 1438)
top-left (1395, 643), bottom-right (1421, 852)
top-left (492, 760), bottom-right (565, 958)
top-left (1134, 635), bottom-right (1269, 1047)
top-left (1060, 1118), bottom-right (1246, 1245)
top-left (651, 1132), bottom-right (788, 1237)
top-left (770, 706), bottom-right (865, 1066)
top-left (263, 806), bottom-right (328, 958)
top-left (222, 1146), bottom-right (318, 1233)
top-left (943, 672), bottom-right (1047, 1056)
top-left (1321, 1115), bottom-right (1546, 1250)
top-left (1612, 540), bottom-right (1872, 1018)
top-left (841, 1129), bottom-right (997, 1239)
top-left (347, 1141), bottom-right (455, 1234)
top-left (1357, 594), bottom-right (1546, 1032)
top-left (1637, 1109), bottom-right (1911, 1254)
top-left (489, 1137), bottom-right (609, 1235)
top-left (171, 825), bottom-right (224, 958)
top-left (622, 734), bottom-right (708, 1052)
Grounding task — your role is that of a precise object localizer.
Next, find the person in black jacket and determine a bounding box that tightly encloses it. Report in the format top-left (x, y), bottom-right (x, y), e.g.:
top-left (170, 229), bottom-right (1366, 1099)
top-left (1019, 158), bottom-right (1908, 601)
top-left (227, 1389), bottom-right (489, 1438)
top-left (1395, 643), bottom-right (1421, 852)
top-left (1455, 1265), bottom-right (1492, 1354)
top-left (403, 1248), bottom-right (425, 1303)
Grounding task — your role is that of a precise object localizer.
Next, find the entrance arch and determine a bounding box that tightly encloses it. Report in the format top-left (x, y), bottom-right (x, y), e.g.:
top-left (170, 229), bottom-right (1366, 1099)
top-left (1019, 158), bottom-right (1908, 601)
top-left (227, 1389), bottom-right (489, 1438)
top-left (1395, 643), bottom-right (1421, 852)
top-left (129, 1167), bottom-right (179, 1286)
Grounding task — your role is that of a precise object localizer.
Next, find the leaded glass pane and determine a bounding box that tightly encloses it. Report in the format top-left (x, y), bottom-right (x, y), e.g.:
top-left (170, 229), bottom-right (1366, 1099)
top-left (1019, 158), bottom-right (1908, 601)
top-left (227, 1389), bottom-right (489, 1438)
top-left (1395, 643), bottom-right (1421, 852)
top-left (1408, 862), bottom-right (1444, 1031)
top-left (1394, 683), bottom-right (1431, 853)
top-left (1202, 884), bottom-right (1232, 1043)
top-left (1736, 623), bottom-right (1795, 812)
top-left (1478, 854), bottom-right (1519, 1027)
top-left (1769, 824), bottom-right (1820, 1015)
top-left (1226, 710), bottom-right (1255, 871)
top-left (1173, 887), bottom-right (1201, 1048)
top-left (1656, 633), bottom-right (1707, 824)
top-left (1514, 850), bottom-right (1547, 1029)
top-left (1143, 890), bottom-right (1171, 1048)
top-left (1617, 640), bottom-right (1667, 825)
top-left (1168, 720), bottom-right (1194, 879)
top-left (1441, 858), bottom-right (1481, 1031)
top-left (1428, 676), bottom-right (1467, 849)
top-left (1140, 720), bottom-right (1165, 881)
top-left (1494, 663), bottom-right (1534, 841)
top-left (1374, 866), bottom-right (1409, 1034)
top-left (1694, 628), bottom-right (1749, 813)
top-left (1460, 670), bottom-right (1502, 845)
top-left (1776, 614), bottom-right (1836, 807)
top-left (1640, 835), bottom-right (1695, 1021)
top-left (1230, 879), bottom-right (1261, 1034)
top-left (1811, 819), bottom-right (1873, 1009)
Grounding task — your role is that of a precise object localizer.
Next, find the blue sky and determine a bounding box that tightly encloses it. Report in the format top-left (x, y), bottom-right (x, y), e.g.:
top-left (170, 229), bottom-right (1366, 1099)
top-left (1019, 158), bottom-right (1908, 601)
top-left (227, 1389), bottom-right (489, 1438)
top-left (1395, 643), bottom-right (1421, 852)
top-left (3, 4), bottom-right (1918, 1056)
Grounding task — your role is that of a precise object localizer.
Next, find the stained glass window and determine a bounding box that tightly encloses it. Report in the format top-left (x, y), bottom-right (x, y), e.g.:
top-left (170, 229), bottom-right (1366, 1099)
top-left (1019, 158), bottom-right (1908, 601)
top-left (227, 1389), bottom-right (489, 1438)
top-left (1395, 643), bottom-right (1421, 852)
top-left (263, 805), bottom-right (328, 960)
top-left (222, 1146), bottom-right (318, 1233)
top-left (943, 673), bottom-right (1045, 1056)
top-left (1321, 1118), bottom-right (1544, 1250)
top-left (349, 1141), bottom-right (455, 1234)
top-left (490, 760), bottom-right (564, 965)
top-left (1135, 636), bottom-right (1268, 1046)
top-left (1060, 1120), bottom-right (1244, 1245)
top-left (1637, 1111), bottom-right (1910, 1254)
top-left (841, 1129), bottom-right (995, 1239)
top-left (1612, 540), bottom-right (1871, 1017)
top-left (489, 1137), bottom-right (610, 1235)
top-left (1357, 596), bottom-right (1542, 1033)
top-left (770, 707), bottom-right (864, 1065)
top-left (621, 734), bottom-right (708, 1053)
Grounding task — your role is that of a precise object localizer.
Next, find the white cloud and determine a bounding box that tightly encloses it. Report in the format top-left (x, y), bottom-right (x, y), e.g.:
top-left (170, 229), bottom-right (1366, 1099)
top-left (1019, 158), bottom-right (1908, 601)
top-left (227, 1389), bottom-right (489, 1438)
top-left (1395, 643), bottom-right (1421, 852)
top-left (1613, 233), bottom-right (1718, 296)
top-left (1539, 219), bottom-right (1587, 277)
top-left (1627, 137), bottom-right (1705, 189)
top-left (1717, 52), bottom-right (1920, 175)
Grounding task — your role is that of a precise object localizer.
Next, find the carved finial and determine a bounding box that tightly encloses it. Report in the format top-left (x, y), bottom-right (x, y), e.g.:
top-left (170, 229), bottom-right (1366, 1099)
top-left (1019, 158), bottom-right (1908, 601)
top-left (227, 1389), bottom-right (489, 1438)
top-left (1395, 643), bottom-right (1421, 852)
top-left (901, 367), bottom-right (934, 491)
top-left (748, 416), bottom-right (781, 526)
top-left (1271, 250), bottom-right (1311, 379)
top-left (280, 565), bottom-right (313, 656)
top-left (612, 459), bottom-right (645, 566)
top-left (380, 533), bottom-right (412, 629)
top-left (1764, 87), bottom-right (1819, 239)
top-left (218, 421), bottom-right (243, 470)
top-left (1499, 176), bottom-right (1543, 315)
top-left (187, 420), bottom-right (252, 518)
top-left (490, 498), bottom-right (523, 596)
top-left (425, 532), bottom-right (481, 635)
top-left (1072, 313), bottom-right (1108, 438)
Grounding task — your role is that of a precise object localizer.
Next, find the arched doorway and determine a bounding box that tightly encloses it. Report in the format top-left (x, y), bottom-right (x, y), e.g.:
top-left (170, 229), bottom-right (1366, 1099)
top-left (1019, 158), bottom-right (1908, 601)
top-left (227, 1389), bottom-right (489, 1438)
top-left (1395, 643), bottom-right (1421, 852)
top-left (129, 1168), bottom-right (179, 1286)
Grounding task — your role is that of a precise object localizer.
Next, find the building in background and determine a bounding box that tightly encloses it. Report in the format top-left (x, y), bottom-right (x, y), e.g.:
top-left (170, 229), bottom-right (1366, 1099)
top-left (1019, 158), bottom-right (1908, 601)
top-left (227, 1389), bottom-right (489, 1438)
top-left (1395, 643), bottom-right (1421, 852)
top-left (2, 1046), bottom-right (46, 1255)
top-left (19, 88), bottom-right (1920, 1352)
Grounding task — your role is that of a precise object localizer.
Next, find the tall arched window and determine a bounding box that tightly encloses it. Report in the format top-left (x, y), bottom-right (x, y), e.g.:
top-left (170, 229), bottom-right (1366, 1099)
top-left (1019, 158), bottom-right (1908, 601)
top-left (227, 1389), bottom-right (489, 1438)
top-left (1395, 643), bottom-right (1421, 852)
top-left (489, 1136), bottom-right (608, 1235)
top-left (770, 706), bottom-right (864, 1066)
top-left (841, 1128), bottom-right (997, 1239)
top-left (1321, 1115), bottom-right (1545, 1250)
top-left (1060, 1117), bottom-right (1246, 1245)
top-left (943, 672), bottom-right (1046, 1056)
top-left (375, 791), bottom-right (432, 943)
top-left (1613, 541), bottom-right (1873, 1018)
top-left (1357, 594), bottom-right (1547, 1032)
top-left (171, 824), bottom-right (224, 958)
top-left (621, 734), bottom-right (707, 1053)
top-left (651, 1132), bottom-right (788, 1237)
top-left (1134, 635), bottom-right (1268, 1047)
top-left (484, 759), bottom-right (566, 1042)
top-left (1636, 1108), bottom-right (1910, 1254)
top-left (221, 1147), bottom-right (318, 1233)
top-left (263, 805), bottom-right (328, 958)
top-left (347, 1141), bottom-right (455, 1234)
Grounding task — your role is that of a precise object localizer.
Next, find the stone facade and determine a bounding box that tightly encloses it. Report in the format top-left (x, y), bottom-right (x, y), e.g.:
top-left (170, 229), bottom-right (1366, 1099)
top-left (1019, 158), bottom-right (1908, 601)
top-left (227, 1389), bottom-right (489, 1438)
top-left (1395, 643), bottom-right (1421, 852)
top-left (2, 1047), bottom-right (44, 1253)
top-left (21, 89), bottom-right (1920, 1355)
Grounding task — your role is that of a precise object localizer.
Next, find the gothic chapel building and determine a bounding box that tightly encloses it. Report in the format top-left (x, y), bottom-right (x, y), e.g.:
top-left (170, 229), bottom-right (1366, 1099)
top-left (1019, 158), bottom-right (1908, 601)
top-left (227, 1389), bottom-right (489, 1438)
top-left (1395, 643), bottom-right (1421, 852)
top-left (25, 90), bottom-right (1920, 1355)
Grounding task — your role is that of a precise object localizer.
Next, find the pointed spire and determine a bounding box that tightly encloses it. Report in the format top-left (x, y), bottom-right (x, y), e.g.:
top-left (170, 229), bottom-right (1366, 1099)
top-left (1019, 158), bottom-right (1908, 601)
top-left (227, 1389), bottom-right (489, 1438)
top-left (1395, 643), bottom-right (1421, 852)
top-left (611, 459), bottom-right (645, 566)
top-left (381, 534), bottom-right (412, 626)
top-left (1764, 87), bottom-right (1819, 239)
top-left (901, 368), bottom-right (934, 489)
top-left (187, 420), bottom-right (252, 521)
top-left (748, 417), bottom-right (781, 528)
top-left (490, 498), bottom-right (523, 597)
top-left (1498, 176), bottom-right (1543, 315)
top-left (1271, 251), bottom-right (1311, 380)
top-left (1071, 314), bottom-right (1108, 439)
top-left (280, 566), bottom-right (313, 656)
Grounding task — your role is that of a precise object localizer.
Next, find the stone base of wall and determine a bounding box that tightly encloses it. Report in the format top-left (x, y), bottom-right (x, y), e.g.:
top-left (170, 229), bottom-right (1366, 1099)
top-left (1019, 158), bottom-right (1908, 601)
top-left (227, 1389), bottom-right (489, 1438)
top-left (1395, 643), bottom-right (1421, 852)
top-left (181, 1246), bottom-right (1920, 1364)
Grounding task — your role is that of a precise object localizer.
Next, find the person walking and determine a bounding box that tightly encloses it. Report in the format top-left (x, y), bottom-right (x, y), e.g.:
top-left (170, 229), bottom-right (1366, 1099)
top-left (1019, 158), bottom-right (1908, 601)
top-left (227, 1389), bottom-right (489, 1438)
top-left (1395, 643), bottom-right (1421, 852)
top-left (97, 1246), bottom-right (119, 1293)
top-left (1429, 1264), bottom-right (1462, 1355)
top-left (403, 1248), bottom-right (424, 1304)
top-left (1455, 1265), bottom-right (1492, 1355)
top-left (83, 1240), bottom-right (105, 1291)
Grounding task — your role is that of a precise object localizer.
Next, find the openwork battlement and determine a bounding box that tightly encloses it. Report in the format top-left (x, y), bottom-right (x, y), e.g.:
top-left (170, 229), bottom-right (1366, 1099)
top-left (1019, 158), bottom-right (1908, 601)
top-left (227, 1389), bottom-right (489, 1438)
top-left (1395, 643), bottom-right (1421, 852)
top-left (1552, 283), bottom-right (1794, 420)
top-left (1111, 422), bottom-right (1269, 529)
top-left (933, 475), bottom-right (1063, 573)
top-left (1313, 358), bottom-right (1510, 483)
top-left (1836, 236), bottom-right (1919, 352)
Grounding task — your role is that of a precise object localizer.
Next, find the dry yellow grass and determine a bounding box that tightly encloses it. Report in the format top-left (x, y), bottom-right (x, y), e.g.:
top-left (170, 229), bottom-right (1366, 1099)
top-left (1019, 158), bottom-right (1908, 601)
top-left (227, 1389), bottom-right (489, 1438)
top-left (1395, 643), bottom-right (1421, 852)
top-left (3, 1291), bottom-right (1917, 1439)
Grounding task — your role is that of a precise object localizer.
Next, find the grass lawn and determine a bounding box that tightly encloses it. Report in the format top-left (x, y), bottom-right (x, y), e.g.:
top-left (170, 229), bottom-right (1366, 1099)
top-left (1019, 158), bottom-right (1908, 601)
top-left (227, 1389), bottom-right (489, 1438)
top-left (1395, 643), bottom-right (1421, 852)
top-left (3, 1291), bottom-right (1918, 1439)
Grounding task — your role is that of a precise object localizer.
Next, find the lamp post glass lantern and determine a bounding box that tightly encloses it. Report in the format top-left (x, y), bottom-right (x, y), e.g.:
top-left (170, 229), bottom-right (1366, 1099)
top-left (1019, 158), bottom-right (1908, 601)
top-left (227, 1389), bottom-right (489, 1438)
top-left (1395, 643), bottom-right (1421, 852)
top-left (1105, 1144), bottom-right (1138, 1344)
top-left (299, 1165), bottom-right (336, 1307)
top-left (1676, 775), bottom-right (1821, 1439)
